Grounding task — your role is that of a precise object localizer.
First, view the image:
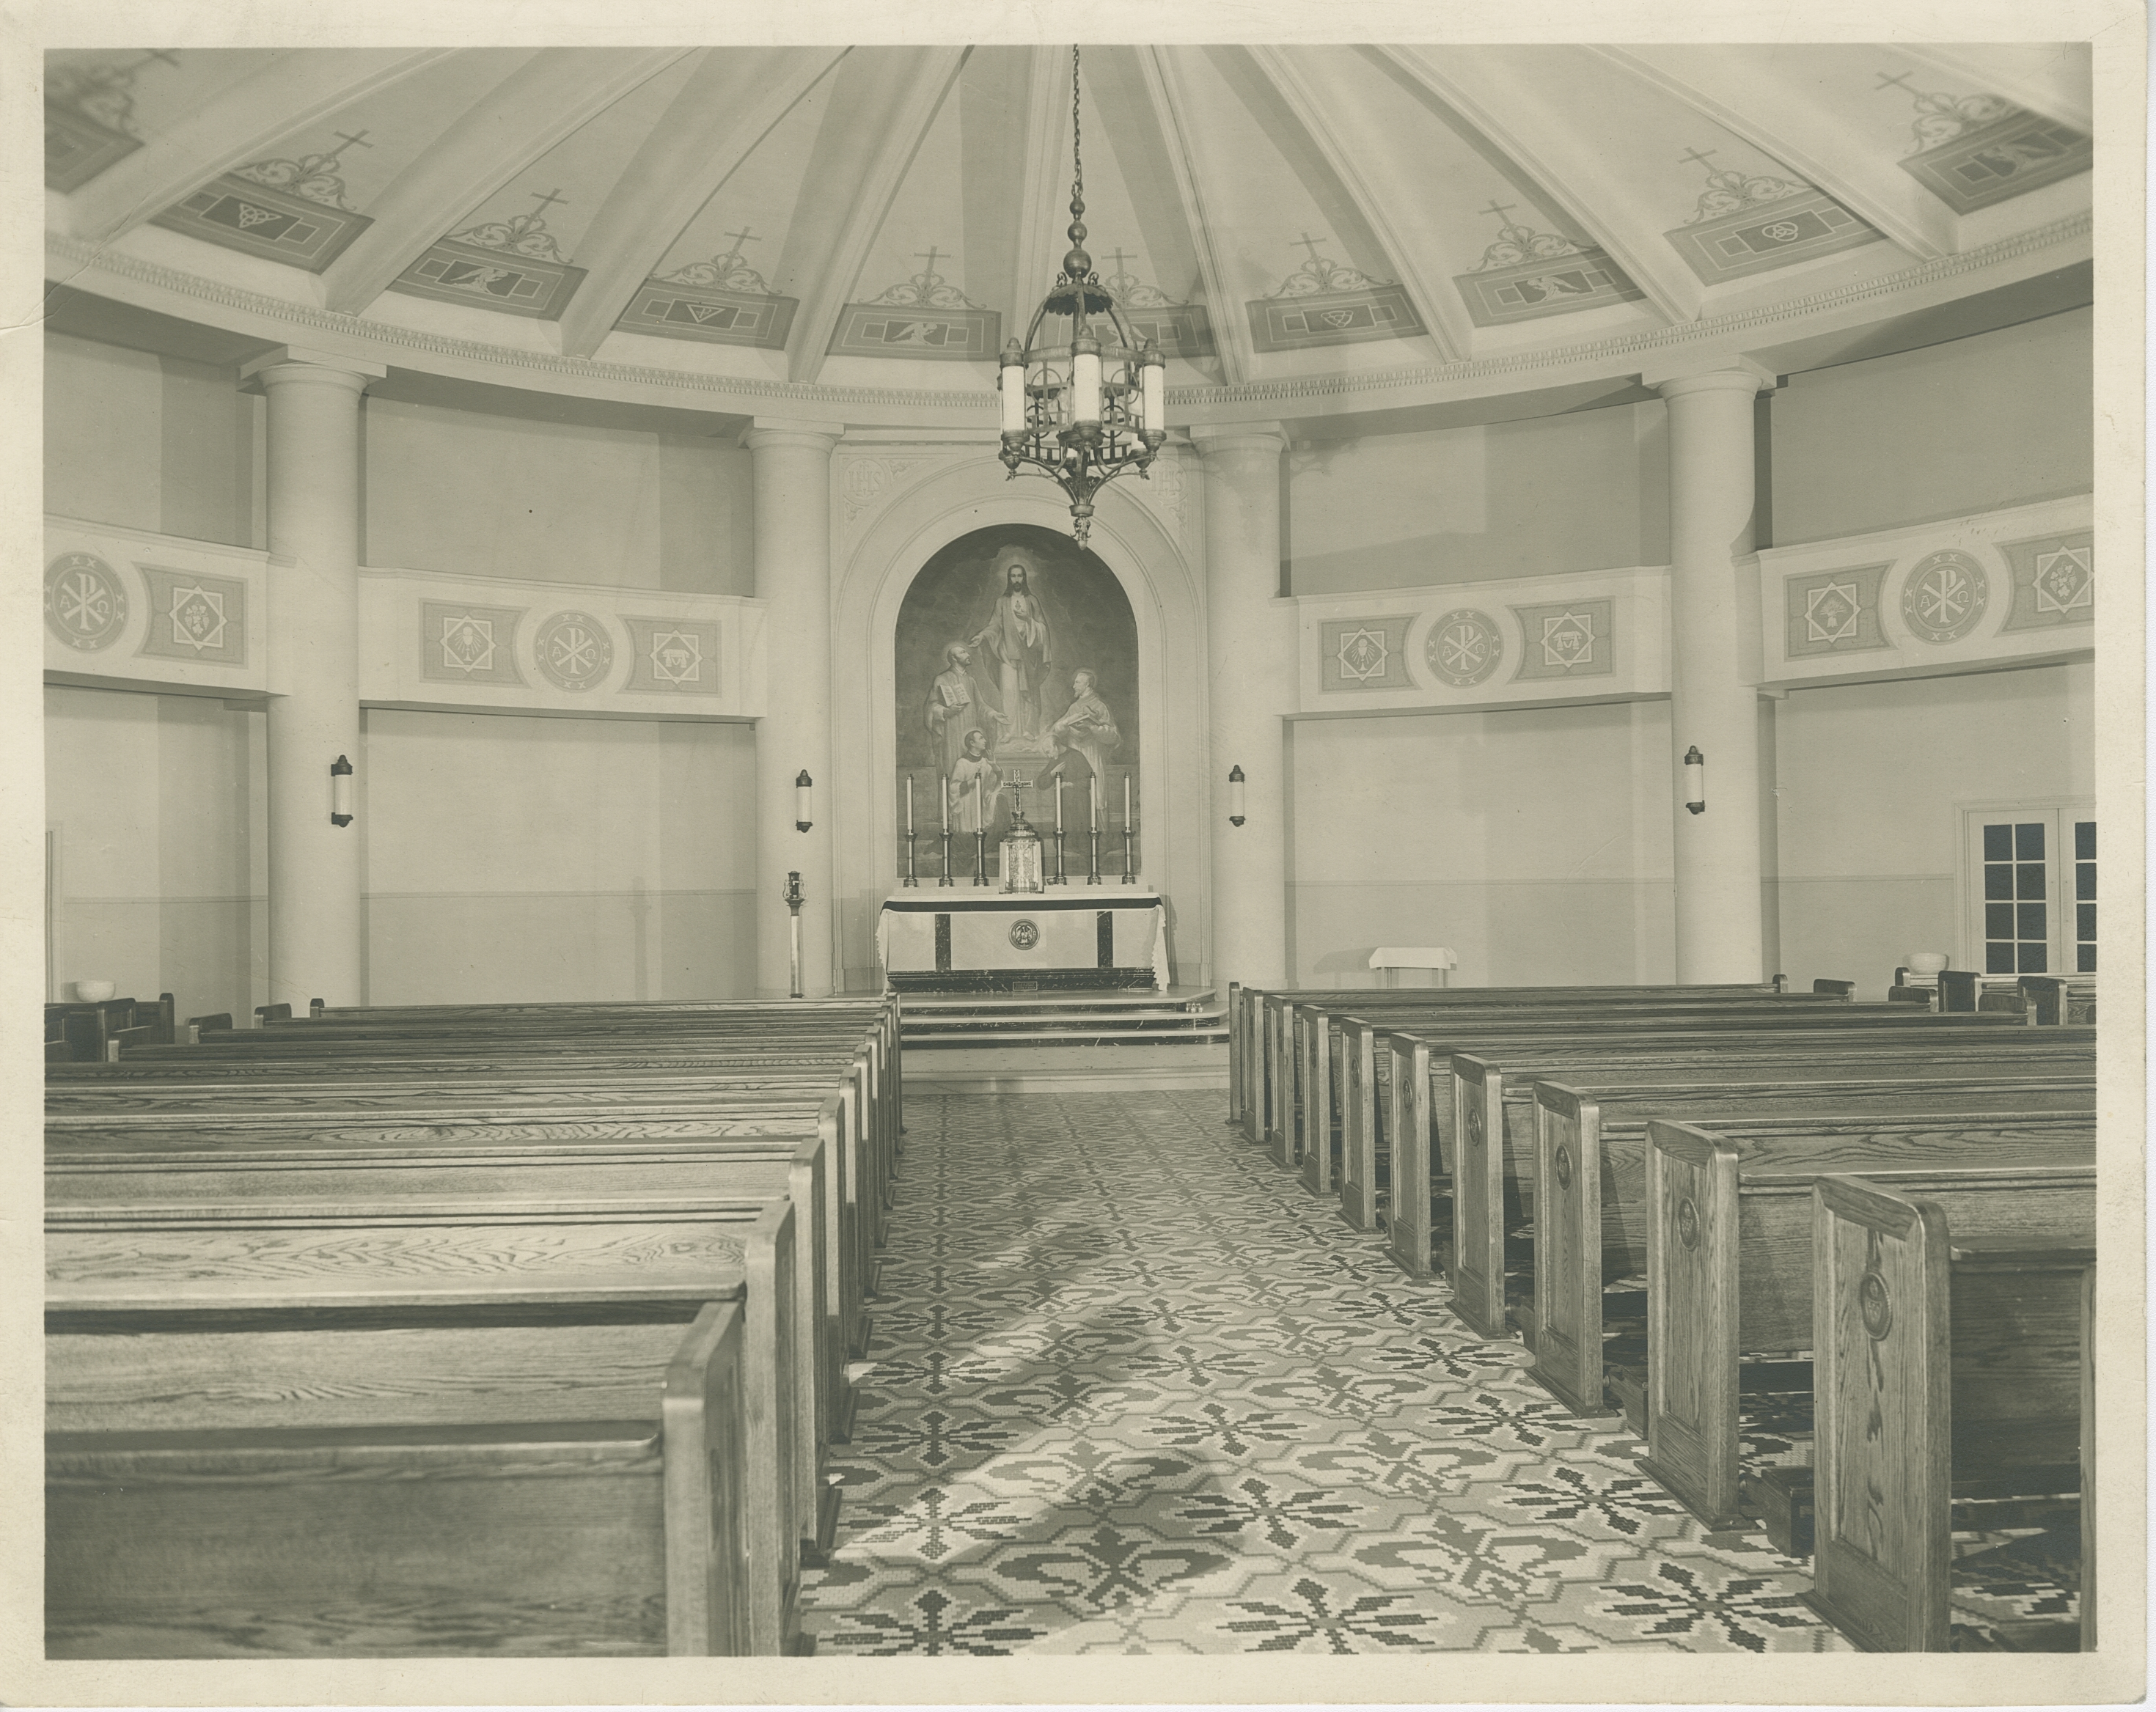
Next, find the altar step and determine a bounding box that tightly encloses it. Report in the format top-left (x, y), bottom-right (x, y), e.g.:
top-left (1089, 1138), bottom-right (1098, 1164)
top-left (900, 985), bottom-right (1228, 1091)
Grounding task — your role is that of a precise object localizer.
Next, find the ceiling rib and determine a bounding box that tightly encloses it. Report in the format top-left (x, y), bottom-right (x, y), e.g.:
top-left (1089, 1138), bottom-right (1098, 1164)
top-left (68, 48), bottom-right (458, 246)
top-left (1135, 46), bottom-right (1253, 386)
top-left (557, 47), bottom-right (848, 360)
top-left (1244, 45), bottom-right (1472, 364)
top-left (321, 48), bottom-right (694, 317)
top-left (1896, 45), bottom-right (2092, 132)
top-left (1008, 45), bottom-right (1072, 339)
top-left (784, 45), bottom-right (969, 385)
top-left (1377, 46), bottom-right (1700, 327)
top-left (1587, 46), bottom-right (1955, 261)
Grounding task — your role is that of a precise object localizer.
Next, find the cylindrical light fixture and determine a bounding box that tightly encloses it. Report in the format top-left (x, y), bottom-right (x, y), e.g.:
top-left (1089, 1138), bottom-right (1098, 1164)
top-left (1071, 332), bottom-right (1102, 428)
top-left (329, 754), bottom-right (355, 827)
top-left (1682, 746), bottom-right (1705, 815)
top-left (999, 339), bottom-right (1027, 437)
top-left (1140, 343), bottom-right (1165, 435)
top-left (795, 769), bottom-right (814, 833)
top-left (1227, 764), bottom-right (1247, 828)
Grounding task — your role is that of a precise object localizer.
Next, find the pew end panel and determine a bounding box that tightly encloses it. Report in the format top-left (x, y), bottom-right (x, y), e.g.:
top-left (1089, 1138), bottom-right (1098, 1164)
top-left (1448, 1054), bottom-right (1511, 1340)
top-left (1382, 1035), bottom-right (1436, 1279)
top-left (1338, 1018), bottom-right (1380, 1232)
top-left (1225, 982), bottom-right (1243, 1127)
top-left (1527, 1082), bottom-right (1621, 1419)
top-left (1640, 1120), bottom-right (1749, 1532)
top-left (1296, 1004), bottom-right (1334, 1195)
top-left (664, 1300), bottom-right (751, 1656)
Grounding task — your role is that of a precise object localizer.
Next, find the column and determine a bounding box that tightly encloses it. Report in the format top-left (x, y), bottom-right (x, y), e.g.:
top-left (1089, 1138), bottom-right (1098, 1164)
top-left (744, 419), bottom-right (843, 998)
top-left (240, 346), bottom-right (386, 1010)
top-left (1194, 425), bottom-right (1294, 989)
top-left (1655, 364), bottom-right (1772, 983)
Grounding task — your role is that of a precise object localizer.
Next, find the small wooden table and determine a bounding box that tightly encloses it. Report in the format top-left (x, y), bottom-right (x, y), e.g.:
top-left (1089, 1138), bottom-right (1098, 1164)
top-left (876, 887), bottom-right (1168, 993)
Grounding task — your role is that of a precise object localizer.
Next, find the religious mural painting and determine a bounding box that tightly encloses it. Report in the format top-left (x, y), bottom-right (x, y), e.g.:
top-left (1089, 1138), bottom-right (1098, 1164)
top-left (894, 526), bottom-right (1139, 879)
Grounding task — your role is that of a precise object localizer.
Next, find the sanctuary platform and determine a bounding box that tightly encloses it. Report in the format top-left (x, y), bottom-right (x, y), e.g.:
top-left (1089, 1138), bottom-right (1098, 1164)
top-left (896, 985), bottom-right (1228, 1093)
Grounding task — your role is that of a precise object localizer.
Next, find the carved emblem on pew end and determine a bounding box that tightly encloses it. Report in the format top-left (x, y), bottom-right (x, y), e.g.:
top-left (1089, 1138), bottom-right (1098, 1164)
top-left (1676, 1196), bottom-right (1700, 1250)
top-left (1859, 1268), bottom-right (1893, 1339)
top-left (1552, 1145), bottom-right (1573, 1190)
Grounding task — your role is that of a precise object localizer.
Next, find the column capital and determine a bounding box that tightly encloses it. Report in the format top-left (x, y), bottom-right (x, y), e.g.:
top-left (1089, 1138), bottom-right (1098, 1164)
top-left (1640, 357), bottom-right (1778, 399)
top-left (1189, 422), bottom-right (1288, 461)
top-left (744, 418), bottom-right (846, 454)
top-left (239, 345), bottom-right (389, 394)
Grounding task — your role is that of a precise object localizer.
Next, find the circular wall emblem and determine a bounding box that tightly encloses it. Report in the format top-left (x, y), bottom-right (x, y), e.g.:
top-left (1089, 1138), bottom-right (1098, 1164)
top-left (1859, 1268), bottom-right (1894, 1340)
top-left (1552, 1144), bottom-right (1574, 1191)
top-left (44, 552), bottom-right (127, 651)
top-left (1676, 1197), bottom-right (1701, 1251)
top-left (1425, 609), bottom-right (1503, 688)
top-left (535, 610), bottom-right (615, 691)
top-left (1008, 919), bottom-right (1040, 951)
top-left (1464, 1101), bottom-right (1484, 1151)
top-left (1899, 549), bottom-right (1989, 644)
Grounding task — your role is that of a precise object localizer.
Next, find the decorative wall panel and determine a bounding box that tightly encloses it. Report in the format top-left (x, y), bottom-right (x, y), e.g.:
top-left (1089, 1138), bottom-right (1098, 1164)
top-left (1996, 531), bottom-right (2094, 633)
top-left (44, 518), bottom-right (268, 693)
top-left (1295, 569), bottom-right (1665, 716)
top-left (1756, 493), bottom-right (2093, 688)
top-left (1247, 241), bottom-right (1425, 351)
top-left (419, 600), bottom-right (526, 686)
top-left (1783, 563), bottom-right (1891, 658)
top-left (621, 615), bottom-right (724, 695)
top-left (1665, 191), bottom-right (1881, 285)
top-left (389, 238), bottom-right (585, 320)
top-left (615, 281), bottom-right (796, 348)
top-left (1899, 108), bottom-right (2091, 215)
top-left (1319, 617), bottom-right (1415, 691)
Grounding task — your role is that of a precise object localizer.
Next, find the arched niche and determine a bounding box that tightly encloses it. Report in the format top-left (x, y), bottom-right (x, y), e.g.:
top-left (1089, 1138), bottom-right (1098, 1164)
top-left (896, 524), bottom-right (1140, 868)
top-left (829, 448), bottom-right (1209, 991)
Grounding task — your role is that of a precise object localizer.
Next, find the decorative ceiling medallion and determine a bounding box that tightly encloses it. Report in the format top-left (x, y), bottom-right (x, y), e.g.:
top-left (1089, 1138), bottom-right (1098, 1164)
top-left (1424, 609), bottom-right (1503, 688)
top-left (620, 228), bottom-right (797, 349)
top-left (1662, 150), bottom-right (1880, 284)
top-left (1898, 548), bottom-right (1989, 644)
top-left (419, 600), bottom-right (526, 686)
top-left (1876, 72), bottom-right (2091, 214)
top-left (44, 551), bottom-right (128, 651)
top-left (832, 247), bottom-right (1000, 360)
top-left (535, 610), bottom-right (615, 691)
top-left (1247, 233), bottom-right (1424, 352)
top-left (232, 127), bottom-right (373, 211)
top-left (1454, 204), bottom-right (1645, 328)
top-left (45, 51), bottom-right (173, 190)
top-left (153, 174), bottom-right (373, 273)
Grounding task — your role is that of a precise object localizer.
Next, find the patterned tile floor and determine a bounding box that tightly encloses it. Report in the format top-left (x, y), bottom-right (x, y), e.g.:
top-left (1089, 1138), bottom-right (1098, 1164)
top-left (804, 1089), bottom-right (2063, 1655)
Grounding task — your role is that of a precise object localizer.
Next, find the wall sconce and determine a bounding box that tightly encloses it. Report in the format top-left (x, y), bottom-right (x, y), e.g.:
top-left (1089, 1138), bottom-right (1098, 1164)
top-left (1227, 764), bottom-right (1247, 828)
top-left (1682, 746), bottom-right (1705, 815)
top-left (330, 754), bottom-right (355, 827)
top-left (795, 769), bottom-right (814, 833)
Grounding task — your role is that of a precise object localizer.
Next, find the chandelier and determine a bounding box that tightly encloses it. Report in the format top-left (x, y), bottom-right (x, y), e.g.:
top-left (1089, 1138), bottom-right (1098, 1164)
top-left (998, 46), bottom-right (1165, 546)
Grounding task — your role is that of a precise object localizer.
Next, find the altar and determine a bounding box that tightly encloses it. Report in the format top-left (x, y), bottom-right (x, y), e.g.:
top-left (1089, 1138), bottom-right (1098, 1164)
top-left (876, 886), bottom-right (1169, 992)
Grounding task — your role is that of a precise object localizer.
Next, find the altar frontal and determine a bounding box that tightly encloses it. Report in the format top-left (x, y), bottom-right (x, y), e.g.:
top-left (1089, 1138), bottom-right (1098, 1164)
top-left (877, 891), bottom-right (1167, 992)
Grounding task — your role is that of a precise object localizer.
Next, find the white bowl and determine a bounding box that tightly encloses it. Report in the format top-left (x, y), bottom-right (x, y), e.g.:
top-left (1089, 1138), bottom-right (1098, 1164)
top-left (1906, 952), bottom-right (1948, 978)
top-left (73, 980), bottom-right (115, 1003)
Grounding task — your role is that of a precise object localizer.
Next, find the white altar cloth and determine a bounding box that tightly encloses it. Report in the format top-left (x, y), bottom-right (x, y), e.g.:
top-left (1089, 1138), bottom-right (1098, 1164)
top-left (876, 885), bottom-right (1168, 991)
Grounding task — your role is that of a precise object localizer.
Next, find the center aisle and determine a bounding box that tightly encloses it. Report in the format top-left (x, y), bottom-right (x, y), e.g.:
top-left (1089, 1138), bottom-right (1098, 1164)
top-left (804, 1089), bottom-right (1848, 1656)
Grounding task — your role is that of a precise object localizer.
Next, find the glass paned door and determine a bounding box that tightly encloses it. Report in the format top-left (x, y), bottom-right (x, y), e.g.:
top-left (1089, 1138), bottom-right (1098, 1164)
top-left (1966, 806), bottom-right (2095, 978)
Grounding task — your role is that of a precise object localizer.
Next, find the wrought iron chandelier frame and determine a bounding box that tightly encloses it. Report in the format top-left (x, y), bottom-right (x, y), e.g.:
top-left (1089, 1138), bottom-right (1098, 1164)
top-left (998, 46), bottom-right (1165, 545)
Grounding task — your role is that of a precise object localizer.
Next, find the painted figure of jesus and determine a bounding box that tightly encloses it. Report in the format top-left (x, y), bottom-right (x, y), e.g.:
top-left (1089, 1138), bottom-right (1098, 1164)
top-left (969, 548), bottom-right (1055, 748)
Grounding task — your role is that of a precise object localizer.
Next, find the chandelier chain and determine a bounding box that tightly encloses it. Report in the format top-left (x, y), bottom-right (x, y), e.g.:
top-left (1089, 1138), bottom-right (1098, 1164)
top-left (1070, 45), bottom-right (1084, 213)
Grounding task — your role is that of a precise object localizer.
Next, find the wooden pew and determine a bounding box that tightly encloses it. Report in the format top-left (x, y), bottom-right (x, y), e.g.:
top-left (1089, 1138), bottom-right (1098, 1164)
top-left (47, 1197), bottom-right (804, 1656)
top-left (1442, 1039), bottom-right (2095, 1339)
top-left (1807, 1173), bottom-right (2096, 1652)
top-left (1371, 1012), bottom-right (2055, 1281)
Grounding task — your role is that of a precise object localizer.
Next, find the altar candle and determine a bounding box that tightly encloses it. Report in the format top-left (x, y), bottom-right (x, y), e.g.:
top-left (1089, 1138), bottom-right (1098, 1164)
top-left (941, 774), bottom-right (948, 834)
top-left (974, 774), bottom-right (983, 828)
top-left (1090, 776), bottom-right (1099, 826)
top-left (1124, 774), bottom-right (1132, 829)
top-left (906, 776), bottom-right (914, 837)
top-left (1055, 777), bottom-right (1063, 834)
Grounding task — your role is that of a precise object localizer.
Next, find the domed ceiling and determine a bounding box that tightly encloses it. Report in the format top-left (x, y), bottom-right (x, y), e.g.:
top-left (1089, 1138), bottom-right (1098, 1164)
top-left (44, 43), bottom-right (2093, 413)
